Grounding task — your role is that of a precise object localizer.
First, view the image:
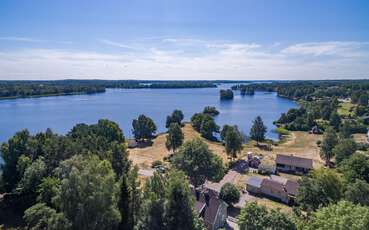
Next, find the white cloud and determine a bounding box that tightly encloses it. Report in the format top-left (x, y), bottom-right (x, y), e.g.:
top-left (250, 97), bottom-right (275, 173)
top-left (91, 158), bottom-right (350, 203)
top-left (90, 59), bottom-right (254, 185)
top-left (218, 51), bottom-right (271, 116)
top-left (0, 36), bottom-right (47, 43)
top-left (98, 39), bottom-right (140, 50)
top-left (282, 41), bottom-right (369, 57)
top-left (0, 39), bottom-right (368, 80)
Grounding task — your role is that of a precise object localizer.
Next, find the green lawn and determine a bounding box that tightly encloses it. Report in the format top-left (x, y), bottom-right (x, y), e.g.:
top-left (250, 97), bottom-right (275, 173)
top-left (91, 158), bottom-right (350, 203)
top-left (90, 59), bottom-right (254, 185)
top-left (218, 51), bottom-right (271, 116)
top-left (338, 102), bottom-right (355, 117)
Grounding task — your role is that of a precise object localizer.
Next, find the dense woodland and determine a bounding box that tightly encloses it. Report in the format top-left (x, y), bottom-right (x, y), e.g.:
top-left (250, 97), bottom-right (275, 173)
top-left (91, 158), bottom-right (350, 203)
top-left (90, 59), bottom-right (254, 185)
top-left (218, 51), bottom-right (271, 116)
top-left (0, 80), bottom-right (218, 99)
top-left (2, 80), bottom-right (369, 229)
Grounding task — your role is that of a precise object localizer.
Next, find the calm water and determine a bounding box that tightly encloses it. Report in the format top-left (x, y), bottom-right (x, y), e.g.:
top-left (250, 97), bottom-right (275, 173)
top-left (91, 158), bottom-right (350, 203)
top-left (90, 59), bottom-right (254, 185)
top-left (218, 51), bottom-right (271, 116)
top-left (0, 85), bottom-right (297, 144)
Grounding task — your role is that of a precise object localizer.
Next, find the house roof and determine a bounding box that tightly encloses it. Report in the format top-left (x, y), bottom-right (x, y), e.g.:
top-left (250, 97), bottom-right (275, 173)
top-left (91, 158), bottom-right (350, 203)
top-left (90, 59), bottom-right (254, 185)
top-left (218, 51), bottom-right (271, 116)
top-left (276, 154), bottom-right (313, 169)
top-left (285, 180), bottom-right (299, 196)
top-left (270, 175), bottom-right (288, 185)
top-left (203, 197), bottom-right (223, 227)
top-left (247, 176), bottom-right (263, 188)
top-left (195, 200), bottom-right (206, 214)
top-left (261, 178), bottom-right (286, 193)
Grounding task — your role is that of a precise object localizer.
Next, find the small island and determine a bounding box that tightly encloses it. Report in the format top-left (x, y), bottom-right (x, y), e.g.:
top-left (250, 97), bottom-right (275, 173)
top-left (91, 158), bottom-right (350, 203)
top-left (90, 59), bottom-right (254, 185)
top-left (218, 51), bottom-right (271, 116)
top-left (220, 89), bottom-right (234, 100)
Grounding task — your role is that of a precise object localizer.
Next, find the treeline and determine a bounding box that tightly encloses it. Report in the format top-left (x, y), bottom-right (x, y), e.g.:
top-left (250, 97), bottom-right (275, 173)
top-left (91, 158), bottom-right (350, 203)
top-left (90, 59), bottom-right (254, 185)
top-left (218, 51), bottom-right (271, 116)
top-left (0, 81), bottom-right (106, 99)
top-left (0, 80), bottom-right (219, 99)
top-left (233, 80), bottom-right (369, 100)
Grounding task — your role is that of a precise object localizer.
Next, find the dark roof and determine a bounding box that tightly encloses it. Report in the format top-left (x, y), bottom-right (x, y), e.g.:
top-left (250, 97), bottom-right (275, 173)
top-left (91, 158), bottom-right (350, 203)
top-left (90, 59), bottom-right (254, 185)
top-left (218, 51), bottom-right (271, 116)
top-left (285, 180), bottom-right (299, 196)
top-left (276, 154), bottom-right (313, 169)
top-left (195, 201), bottom-right (206, 214)
top-left (247, 176), bottom-right (263, 188)
top-left (203, 197), bottom-right (222, 227)
top-left (261, 179), bottom-right (286, 193)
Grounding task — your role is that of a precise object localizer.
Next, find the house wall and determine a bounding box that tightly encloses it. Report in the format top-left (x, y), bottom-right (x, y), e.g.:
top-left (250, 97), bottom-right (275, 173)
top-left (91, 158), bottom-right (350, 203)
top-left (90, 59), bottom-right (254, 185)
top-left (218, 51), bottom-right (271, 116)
top-left (260, 186), bottom-right (289, 204)
top-left (246, 184), bottom-right (260, 194)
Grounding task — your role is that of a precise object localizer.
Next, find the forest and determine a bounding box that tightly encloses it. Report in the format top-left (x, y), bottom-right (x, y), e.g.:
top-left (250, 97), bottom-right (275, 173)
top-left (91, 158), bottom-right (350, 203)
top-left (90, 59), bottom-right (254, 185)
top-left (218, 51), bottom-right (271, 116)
top-left (0, 80), bottom-right (218, 99)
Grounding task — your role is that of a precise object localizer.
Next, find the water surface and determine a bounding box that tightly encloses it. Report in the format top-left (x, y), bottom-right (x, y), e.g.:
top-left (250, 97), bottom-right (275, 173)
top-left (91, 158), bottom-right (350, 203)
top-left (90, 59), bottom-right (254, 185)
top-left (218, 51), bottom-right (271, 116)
top-left (0, 85), bottom-right (297, 144)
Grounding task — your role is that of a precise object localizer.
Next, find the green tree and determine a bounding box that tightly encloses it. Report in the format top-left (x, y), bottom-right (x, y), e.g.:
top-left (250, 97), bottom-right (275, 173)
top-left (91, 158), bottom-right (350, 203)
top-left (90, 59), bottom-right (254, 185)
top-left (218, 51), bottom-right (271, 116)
top-left (219, 183), bottom-right (240, 205)
top-left (238, 202), bottom-right (296, 230)
top-left (191, 113), bottom-right (205, 131)
top-left (203, 106), bottom-right (219, 116)
top-left (224, 126), bottom-right (243, 160)
top-left (24, 203), bottom-right (71, 230)
top-left (166, 109), bottom-right (184, 128)
top-left (17, 158), bottom-right (47, 195)
top-left (132, 114), bottom-right (157, 142)
top-left (36, 177), bottom-right (60, 206)
top-left (199, 114), bottom-right (219, 140)
top-left (359, 93), bottom-right (368, 106)
top-left (340, 153), bottom-right (369, 183)
top-left (345, 179), bottom-right (369, 206)
top-left (165, 170), bottom-right (203, 230)
top-left (220, 124), bottom-right (233, 141)
top-left (166, 123), bottom-right (184, 152)
top-left (320, 127), bottom-right (338, 166)
top-left (171, 139), bottom-right (224, 186)
top-left (238, 202), bottom-right (269, 230)
top-left (329, 112), bottom-right (341, 130)
top-left (119, 166), bottom-right (141, 230)
top-left (333, 138), bottom-right (356, 164)
top-left (112, 143), bottom-right (131, 178)
top-left (136, 172), bottom-right (166, 230)
top-left (306, 201), bottom-right (369, 230)
top-left (1, 130), bottom-right (31, 192)
top-left (297, 169), bottom-right (343, 211)
top-left (340, 121), bottom-right (352, 138)
top-left (268, 209), bottom-right (296, 230)
top-left (250, 116), bottom-right (267, 145)
top-left (55, 155), bottom-right (121, 230)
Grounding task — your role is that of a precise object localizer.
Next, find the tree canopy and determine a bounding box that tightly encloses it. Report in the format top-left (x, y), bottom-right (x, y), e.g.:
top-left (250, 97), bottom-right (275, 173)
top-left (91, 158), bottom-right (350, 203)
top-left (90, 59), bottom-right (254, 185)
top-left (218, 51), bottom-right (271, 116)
top-left (132, 114), bottom-right (157, 141)
top-left (171, 138), bottom-right (224, 186)
top-left (250, 116), bottom-right (267, 144)
top-left (219, 183), bottom-right (240, 205)
top-left (166, 123), bottom-right (184, 152)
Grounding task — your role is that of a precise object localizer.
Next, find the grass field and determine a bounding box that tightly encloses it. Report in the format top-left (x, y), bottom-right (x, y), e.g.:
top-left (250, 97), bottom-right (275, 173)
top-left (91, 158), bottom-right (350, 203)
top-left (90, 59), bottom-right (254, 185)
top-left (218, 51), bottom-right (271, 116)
top-left (129, 123), bottom-right (324, 169)
top-left (241, 131), bottom-right (324, 168)
top-left (129, 123), bottom-right (228, 169)
top-left (338, 101), bottom-right (356, 117)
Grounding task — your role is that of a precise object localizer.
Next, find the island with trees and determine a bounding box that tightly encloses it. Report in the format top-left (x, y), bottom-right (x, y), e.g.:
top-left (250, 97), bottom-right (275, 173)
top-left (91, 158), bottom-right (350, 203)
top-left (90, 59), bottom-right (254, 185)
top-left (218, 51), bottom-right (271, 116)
top-left (219, 89), bottom-right (234, 100)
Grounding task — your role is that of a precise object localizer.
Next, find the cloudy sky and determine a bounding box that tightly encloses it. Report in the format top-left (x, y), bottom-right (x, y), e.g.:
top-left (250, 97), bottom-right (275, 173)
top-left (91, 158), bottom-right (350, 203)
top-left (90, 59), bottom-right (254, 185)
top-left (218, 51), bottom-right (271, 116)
top-left (1, 0), bottom-right (369, 80)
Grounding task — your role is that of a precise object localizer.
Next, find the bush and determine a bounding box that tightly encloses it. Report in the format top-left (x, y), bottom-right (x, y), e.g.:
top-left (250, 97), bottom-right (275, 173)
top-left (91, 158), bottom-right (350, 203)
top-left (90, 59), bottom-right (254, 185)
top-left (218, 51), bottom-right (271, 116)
top-left (219, 183), bottom-right (240, 205)
top-left (258, 162), bottom-right (275, 175)
top-left (275, 127), bottom-right (290, 136)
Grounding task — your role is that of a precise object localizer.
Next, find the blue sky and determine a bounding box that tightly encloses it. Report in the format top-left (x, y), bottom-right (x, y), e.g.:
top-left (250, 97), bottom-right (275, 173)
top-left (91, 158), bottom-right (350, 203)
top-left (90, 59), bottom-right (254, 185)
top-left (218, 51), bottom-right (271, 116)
top-left (0, 0), bottom-right (369, 80)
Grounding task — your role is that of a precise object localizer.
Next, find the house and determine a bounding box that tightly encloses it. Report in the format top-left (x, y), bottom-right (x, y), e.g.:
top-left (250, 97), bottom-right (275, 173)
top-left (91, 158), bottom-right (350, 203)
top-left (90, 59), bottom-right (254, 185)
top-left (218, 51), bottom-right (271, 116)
top-left (276, 154), bottom-right (313, 174)
top-left (246, 176), bottom-right (263, 194)
top-left (246, 175), bottom-right (299, 204)
top-left (260, 178), bottom-right (289, 204)
top-left (192, 188), bottom-right (228, 230)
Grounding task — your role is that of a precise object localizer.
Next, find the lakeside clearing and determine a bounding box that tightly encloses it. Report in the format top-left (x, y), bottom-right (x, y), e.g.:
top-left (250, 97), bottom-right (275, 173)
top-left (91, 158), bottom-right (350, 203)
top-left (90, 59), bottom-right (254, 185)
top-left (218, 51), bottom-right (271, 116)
top-left (129, 123), bottom-right (323, 213)
top-left (129, 123), bottom-right (324, 170)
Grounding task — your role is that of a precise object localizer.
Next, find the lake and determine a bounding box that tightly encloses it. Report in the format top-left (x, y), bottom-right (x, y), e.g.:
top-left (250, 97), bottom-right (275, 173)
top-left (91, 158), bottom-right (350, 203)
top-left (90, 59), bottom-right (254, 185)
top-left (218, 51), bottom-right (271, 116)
top-left (0, 85), bottom-right (297, 144)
